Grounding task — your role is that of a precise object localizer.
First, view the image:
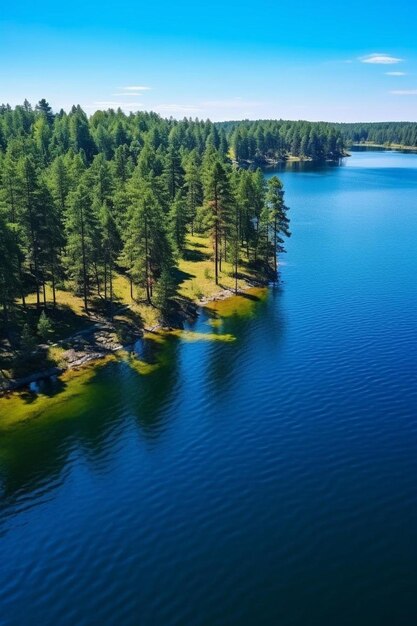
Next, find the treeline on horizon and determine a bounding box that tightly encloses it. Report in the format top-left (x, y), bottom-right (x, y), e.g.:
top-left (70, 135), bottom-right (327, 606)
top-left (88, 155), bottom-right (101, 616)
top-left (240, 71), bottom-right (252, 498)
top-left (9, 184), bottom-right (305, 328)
top-left (218, 120), bottom-right (346, 162)
top-left (0, 100), bottom-right (290, 331)
top-left (329, 122), bottom-right (417, 147)
top-left (218, 120), bottom-right (417, 159)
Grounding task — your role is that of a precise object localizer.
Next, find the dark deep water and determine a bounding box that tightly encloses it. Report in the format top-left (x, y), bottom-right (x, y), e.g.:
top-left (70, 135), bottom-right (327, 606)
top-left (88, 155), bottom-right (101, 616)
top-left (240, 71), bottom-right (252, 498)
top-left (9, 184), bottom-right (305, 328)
top-left (1, 150), bottom-right (417, 625)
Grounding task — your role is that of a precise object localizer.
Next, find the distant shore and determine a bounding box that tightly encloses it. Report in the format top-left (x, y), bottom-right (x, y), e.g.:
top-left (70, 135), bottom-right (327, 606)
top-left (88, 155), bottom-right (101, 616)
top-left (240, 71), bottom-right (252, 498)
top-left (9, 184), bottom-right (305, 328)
top-left (351, 142), bottom-right (417, 152)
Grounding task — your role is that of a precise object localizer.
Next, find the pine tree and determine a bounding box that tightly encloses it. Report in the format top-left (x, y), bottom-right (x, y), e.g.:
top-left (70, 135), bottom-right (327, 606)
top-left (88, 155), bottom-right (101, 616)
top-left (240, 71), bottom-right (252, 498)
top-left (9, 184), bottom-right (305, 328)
top-left (262, 176), bottom-right (291, 274)
top-left (48, 156), bottom-right (71, 215)
top-left (16, 156), bottom-right (45, 307)
top-left (65, 182), bottom-right (98, 312)
top-left (123, 184), bottom-right (173, 303)
top-left (163, 143), bottom-right (184, 202)
top-left (37, 311), bottom-right (53, 341)
top-left (35, 99), bottom-right (54, 125)
top-left (183, 151), bottom-right (202, 235)
top-left (99, 202), bottom-right (120, 317)
top-left (0, 212), bottom-right (20, 324)
top-left (201, 159), bottom-right (234, 284)
top-left (153, 264), bottom-right (177, 317)
top-left (168, 192), bottom-right (187, 254)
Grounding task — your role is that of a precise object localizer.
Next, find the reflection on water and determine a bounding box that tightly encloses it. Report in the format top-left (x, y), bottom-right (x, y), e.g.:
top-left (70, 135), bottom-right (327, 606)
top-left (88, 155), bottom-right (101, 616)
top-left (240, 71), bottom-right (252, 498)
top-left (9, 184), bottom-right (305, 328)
top-left (0, 288), bottom-right (269, 500)
top-left (1, 151), bottom-right (417, 626)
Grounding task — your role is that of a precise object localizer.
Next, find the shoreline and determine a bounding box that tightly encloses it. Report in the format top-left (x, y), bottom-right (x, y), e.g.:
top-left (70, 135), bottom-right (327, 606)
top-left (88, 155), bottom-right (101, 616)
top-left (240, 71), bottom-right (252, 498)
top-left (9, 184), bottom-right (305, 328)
top-left (0, 280), bottom-right (267, 398)
top-left (235, 153), bottom-right (349, 168)
top-left (351, 142), bottom-right (417, 152)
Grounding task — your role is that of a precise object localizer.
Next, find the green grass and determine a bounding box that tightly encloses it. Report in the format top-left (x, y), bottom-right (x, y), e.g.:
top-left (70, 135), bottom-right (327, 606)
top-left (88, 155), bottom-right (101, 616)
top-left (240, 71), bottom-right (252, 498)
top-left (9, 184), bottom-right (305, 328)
top-left (0, 233), bottom-right (266, 382)
top-left (178, 234), bottom-right (262, 300)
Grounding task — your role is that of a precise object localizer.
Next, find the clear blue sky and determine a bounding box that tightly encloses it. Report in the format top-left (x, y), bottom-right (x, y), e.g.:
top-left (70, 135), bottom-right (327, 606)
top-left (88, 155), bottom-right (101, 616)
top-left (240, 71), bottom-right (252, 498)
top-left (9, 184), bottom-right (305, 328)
top-left (1, 0), bottom-right (417, 121)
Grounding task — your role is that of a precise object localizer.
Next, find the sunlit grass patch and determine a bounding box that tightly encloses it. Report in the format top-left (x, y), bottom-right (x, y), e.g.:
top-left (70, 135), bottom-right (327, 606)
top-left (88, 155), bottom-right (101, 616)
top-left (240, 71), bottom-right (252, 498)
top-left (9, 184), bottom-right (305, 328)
top-left (167, 329), bottom-right (235, 343)
top-left (25, 286), bottom-right (87, 317)
top-left (206, 318), bottom-right (223, 328)
top-left (204, 287), bottom-right (268, 318)
top-left (177, 234), bottom-right (261, 302)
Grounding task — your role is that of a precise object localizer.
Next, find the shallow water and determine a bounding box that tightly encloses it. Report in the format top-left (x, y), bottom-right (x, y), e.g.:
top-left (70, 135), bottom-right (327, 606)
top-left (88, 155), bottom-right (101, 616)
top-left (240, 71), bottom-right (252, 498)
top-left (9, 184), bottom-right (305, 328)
top-left (1, 150), bottom-right (417, 625)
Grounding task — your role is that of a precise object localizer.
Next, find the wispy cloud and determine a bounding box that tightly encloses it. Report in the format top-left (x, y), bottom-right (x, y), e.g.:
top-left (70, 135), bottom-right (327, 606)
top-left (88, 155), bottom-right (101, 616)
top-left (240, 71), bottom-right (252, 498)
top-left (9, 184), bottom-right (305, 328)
top-left (385, 71), bottom-right (406, 76)
top-left (390, 89), bottom-right (417, 95)
top-left (147, 97), bottom-right (264, 119)
top-left (112, 93), bottom-right (143, 96)
top-left (122, 85), bottom-right (151, 91)
top-left (360, 53), bottom-right (403, 64)
top-left (85, 100), bottom-right (144, 110)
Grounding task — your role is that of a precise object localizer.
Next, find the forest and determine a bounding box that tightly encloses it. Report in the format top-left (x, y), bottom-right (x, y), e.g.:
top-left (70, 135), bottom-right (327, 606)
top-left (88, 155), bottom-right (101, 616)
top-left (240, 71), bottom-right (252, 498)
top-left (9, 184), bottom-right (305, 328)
top-left (0, 100), bottom-right (292, 371)
top-left (219, 120), bottom-right (417, 160)
top-left (329, 121), bottom-right (417, 147)
top-left (219, 120), bottom-right (346, 162)
top-left (3, 101), bottom-right (415, 378)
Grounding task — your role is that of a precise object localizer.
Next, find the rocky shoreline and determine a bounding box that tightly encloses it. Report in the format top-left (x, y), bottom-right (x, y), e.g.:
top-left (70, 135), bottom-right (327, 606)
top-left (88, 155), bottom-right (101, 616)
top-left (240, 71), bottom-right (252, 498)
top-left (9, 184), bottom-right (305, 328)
top-left (0, 282), bottom-right (266, 396)
top-left (0, 321), bottom-right (142, 395)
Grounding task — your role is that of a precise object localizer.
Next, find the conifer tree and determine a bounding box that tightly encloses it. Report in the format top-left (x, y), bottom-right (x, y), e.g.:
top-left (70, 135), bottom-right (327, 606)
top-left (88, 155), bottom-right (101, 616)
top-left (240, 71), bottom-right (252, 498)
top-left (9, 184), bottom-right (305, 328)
top-left (65, 182), bottom-right (97, 312)
top-left (202, 159), bottom-right (234, 284)
top-left (168, 192), bottom-right (188, 254)
top-left (183, 151), bottom-right (202, 235)
top-left (260, 176), bottom-right (290, 274)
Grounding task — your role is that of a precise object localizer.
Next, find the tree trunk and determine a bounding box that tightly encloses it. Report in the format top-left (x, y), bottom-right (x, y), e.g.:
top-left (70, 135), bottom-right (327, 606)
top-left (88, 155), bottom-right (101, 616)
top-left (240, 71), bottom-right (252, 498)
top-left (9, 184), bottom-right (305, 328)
top-left (109, 258), bottom-right (113, 321)
top-left (144, 214), bottom-right (151, 303)
top-left (214, 188), bottom-right (219, 285)
top-left (94, 262), bottom-right (101, 298)
top-left (25, 168), bottom-right (40, 309)
top-left (51, 265), bottom-right (56, 308)
top-left (19, 259), bottom-right (26, 308)
top-left (80, 205), bottom-right (89, 313)
top-left (274, 217), bottom-right (278, 274)
top-left (104, 260), bottom-right (108, 302)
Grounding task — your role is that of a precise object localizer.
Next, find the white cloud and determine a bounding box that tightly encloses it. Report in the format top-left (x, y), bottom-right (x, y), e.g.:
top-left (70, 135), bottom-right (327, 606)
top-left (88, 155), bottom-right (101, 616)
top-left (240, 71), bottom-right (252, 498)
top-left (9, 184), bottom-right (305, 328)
top-left (360, 53), bottom-right (403, 64)
top-left (85, 101), bottom-right (144, 111)
top-left (122, 86), bottom-right (151, 91)
top-left (385, 71), bottom-right (406, 76)
top-left (84, 96), bottom-right (265, 119)
top-left (151, 98), bottom-right (264, 120)
top-left (390, 89), bottom-right (417, 95)
top-left (83, 96), bottom-right (264, 118)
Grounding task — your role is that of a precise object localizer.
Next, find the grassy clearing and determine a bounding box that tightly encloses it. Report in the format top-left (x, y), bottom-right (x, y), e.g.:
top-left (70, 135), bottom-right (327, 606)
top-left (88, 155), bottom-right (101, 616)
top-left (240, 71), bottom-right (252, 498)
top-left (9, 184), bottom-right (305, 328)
top-left (0, 233), bottom-right (265, 383)
top-left (177, 234), bottom-right (262, 301)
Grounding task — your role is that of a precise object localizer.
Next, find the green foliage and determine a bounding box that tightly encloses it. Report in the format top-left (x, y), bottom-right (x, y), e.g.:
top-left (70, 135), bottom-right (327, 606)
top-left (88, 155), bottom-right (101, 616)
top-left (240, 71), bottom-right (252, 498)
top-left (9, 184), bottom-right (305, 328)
top-left (153, 265), bottom-right (177, 316)
top-left (221, 120), bottom-right (346, 162)
top-left (0, 100), bottom-right (294, 341)
top-left (20, 323), bottom-right (36, 351)
top-left (259, 176), bottom-right (291, 272)
top-left (37, 311), bottom-right (53, 341)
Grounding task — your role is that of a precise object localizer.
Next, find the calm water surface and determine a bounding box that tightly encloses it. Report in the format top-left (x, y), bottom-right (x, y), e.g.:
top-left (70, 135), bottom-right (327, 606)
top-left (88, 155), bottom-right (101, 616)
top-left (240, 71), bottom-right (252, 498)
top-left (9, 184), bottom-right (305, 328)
top-left (1, 150), bottom-right (417, 625)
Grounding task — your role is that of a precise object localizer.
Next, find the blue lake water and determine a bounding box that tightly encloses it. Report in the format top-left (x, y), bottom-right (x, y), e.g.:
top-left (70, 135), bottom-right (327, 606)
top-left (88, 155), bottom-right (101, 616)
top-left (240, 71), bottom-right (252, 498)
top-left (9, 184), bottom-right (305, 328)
top-left (1, 149), bottom-right (417, 625)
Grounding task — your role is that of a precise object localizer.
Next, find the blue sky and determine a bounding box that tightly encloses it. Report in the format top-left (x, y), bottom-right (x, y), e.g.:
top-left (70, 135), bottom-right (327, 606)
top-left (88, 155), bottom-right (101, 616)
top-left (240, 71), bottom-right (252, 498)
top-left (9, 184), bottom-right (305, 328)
top-left (1, 0), bottom-right (417, 121)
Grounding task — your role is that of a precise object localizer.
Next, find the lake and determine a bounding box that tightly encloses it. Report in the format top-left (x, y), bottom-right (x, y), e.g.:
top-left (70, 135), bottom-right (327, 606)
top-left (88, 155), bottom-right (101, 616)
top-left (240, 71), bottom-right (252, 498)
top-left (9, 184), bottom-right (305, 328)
top-left (1, 150), bottom-right (417, 625)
